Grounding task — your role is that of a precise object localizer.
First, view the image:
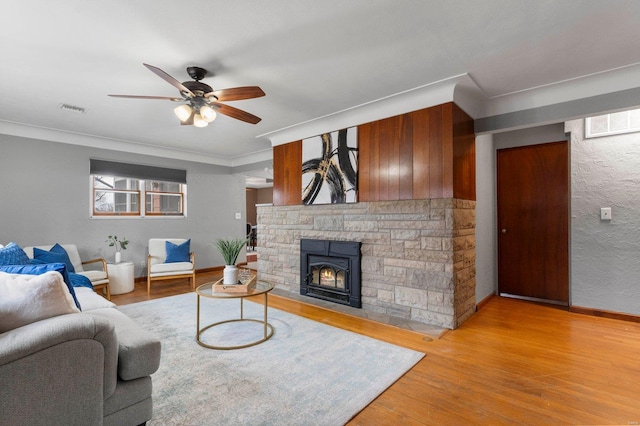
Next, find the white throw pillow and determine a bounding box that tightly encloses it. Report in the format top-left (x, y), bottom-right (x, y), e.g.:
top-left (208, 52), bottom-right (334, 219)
top-left (0, 271), bottom-right (80, 333)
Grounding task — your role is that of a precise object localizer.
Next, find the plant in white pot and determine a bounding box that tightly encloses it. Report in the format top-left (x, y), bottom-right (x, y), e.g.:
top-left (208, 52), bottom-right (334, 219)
top-left (106, 235), bottom-right (129, 264)
top-left (215, 238), bottom-right (247, 284)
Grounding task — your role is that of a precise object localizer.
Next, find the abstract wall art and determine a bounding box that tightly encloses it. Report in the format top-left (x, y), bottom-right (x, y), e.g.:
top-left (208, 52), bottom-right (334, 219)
top-left (302, 127), bottom-right (358, 205)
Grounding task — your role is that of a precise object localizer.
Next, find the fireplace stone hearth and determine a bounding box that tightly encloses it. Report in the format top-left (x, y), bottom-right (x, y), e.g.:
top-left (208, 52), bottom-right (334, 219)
top-left (256, 198), bottom-right (476, 329)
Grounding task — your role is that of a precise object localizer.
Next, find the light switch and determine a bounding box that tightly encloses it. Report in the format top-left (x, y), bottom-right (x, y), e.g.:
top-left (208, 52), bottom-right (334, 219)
top-left (235, 212), bottom-right (241, 220)
top-left (600, 207), bottom-right (612, 220)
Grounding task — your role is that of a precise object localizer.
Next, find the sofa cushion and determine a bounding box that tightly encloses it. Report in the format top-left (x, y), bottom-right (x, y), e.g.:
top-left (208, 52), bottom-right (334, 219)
top-left (33, 243), bottom-right (76, 273)
top-left (0, 242), bottom-right (30, 266)
top-left (165, 239), bottom-right (190, 263)
top-left (0, 271), bottom-right (80, 333)
top-left (85, 308), bottom-right (161, 381)
top-left (74, 287), bottom-right (116, 311)
top-left (0, 263), bottom-right (81, 310)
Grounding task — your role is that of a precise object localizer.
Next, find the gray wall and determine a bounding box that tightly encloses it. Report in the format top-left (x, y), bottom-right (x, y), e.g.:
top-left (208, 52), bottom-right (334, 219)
top-left (0, 135), bottom-right (247, 278)
top-left (567, 119), bottom-right (640, 314)
top-left (474, 133), bottom-right (496, 303)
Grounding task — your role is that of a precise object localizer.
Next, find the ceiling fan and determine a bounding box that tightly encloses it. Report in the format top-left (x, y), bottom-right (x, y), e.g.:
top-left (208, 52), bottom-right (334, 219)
top-left (109, 63), bottom-right (265, 127)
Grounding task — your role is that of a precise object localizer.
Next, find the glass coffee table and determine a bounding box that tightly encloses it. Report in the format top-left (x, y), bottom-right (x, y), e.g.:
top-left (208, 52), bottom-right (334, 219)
top-left (195, 281), bottom-right (275, 350)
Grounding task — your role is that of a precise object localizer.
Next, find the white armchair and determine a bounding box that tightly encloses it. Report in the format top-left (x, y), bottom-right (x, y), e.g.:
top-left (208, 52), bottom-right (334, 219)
top-left (147, 238), bottom-right (196, 294)
top-left (22, 244), bottom-right (111, 299)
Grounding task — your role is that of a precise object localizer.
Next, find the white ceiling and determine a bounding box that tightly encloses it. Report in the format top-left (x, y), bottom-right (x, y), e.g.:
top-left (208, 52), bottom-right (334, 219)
top-left (2, 1), bottom-right (640, 172)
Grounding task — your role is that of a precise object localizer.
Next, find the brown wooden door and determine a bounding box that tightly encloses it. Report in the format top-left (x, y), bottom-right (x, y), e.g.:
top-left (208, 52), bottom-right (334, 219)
top-left (497, 141), bottom-right (569, 304)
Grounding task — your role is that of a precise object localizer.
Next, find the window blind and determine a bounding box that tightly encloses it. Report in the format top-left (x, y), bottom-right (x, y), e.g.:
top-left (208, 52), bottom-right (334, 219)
top-left (90, 159), bottom-right (187, 184)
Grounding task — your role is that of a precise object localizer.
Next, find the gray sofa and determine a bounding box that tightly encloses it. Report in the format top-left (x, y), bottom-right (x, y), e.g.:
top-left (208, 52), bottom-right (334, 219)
top-left (0, 282), bottom-right (161, 425)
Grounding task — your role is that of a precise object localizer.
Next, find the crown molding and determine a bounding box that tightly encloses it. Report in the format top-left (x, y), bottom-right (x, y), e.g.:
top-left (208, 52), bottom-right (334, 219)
top-left (260, 74), bottom-right (484, 147)
top-left (0, 120), bottom-right (273, 167)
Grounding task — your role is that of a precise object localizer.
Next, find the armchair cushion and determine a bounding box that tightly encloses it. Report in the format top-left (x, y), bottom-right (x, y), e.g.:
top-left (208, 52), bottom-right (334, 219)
top-left (80, 269), bottom-right (109, 285)
top-left (148, 238), bottom-right (187, 260)
top-left (165, 239), bottom-right (191, 263)
top-left (0, 242), bottom-right (30, 266)
top-left (147, 238), bottom-right (195, 293)
top-left (0, 271), bottom-right (80, 333)
top-left (33, 243), bottom-right (76, 273)
top-left (149, 261), bottom-right (193, 275)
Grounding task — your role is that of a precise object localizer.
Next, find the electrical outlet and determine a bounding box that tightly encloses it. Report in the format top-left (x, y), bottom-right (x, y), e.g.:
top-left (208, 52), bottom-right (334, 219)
top-left (140, 261), bottom-right (146, 269)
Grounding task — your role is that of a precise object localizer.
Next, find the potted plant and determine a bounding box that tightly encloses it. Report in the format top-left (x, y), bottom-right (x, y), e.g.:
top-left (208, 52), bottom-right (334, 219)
top-left (215, 237), bottom-right (247, 284)
top-left (106, 235), bottom-right (129, 264)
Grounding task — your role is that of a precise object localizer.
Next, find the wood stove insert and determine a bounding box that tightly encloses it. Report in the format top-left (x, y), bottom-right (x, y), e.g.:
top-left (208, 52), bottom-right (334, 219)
top-left (300, 239), bottom-right (362, 308)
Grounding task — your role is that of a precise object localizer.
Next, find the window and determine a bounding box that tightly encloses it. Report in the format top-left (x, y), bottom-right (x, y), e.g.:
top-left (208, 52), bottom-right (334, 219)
top-left (585, 108), bottom-right (640, 138)
top-left (90, 160), bottom-right (187, 218)
top-left (93, 176), bottom-right (140, 215)
top-left (145, 180), bottom-right (184, 215)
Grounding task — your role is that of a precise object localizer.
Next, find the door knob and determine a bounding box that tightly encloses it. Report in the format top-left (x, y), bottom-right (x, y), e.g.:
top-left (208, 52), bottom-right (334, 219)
top-left (501, 228), bottom-right (508, 234)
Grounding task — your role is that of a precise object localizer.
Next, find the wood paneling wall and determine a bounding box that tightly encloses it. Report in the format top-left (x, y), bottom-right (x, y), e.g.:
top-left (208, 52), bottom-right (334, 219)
top-left (359, 103), bottom-right (474, 201)
top-left (272, 102), bottom-right (475, 206)
top-left (272, 142), bottom-right (302, 206)
top-left (452, 103), bottom-right (476, 201)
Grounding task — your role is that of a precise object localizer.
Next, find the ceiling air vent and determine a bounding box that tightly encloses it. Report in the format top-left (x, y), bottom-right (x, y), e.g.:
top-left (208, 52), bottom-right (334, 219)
top-left (59, 103), bottom-right (86, 114)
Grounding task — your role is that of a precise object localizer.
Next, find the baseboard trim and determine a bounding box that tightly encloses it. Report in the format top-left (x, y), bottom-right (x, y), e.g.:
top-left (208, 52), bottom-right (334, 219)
top-left (476, 293), bottom-right (495, 311)
top-left (196, 266), bottom-right (225, 273)
top-left (570, 305), bottom-right (640, 323)
top-left (134, 266), bottom-right (224, 283)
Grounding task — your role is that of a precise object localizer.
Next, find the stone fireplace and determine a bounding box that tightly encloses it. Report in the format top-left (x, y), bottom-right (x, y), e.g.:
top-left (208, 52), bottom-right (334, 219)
top-left (300, 238), bottom-right (362, 308)
top-left (256, 198), bottom-right (475, 329)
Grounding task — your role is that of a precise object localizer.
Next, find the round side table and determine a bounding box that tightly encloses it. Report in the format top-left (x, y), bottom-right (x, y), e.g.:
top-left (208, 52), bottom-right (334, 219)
top-left (107, 261), bottom-right (135, 295)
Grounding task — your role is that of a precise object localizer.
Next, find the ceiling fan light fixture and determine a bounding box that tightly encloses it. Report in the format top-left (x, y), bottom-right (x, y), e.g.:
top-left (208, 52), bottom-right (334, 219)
top-left (193, 113), bottom-right (208, 128)
top-left (200, 105), bottom-right (217, 122)
top-left (110, 64), bottom-right (263, 125)
top-left (174, 104), bottom-right (193, 122)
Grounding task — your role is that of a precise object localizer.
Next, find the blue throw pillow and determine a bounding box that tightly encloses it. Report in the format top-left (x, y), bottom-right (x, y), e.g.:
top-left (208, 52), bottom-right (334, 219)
top-left (33, 244), bottom-right (76, 273)
top-left (165, 239), bottom-right (191, 263)
top-left (0, 242), bottom-right (30, 266)
top-left (0, 262), bottom-right (81, 310)
top-left (68, 273), bottom-right (93, 290)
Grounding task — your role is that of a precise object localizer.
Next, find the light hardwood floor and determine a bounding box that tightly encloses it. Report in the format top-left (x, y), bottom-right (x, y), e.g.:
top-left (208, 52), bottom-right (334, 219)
top-left (111, 272), bottom-right (640, 425)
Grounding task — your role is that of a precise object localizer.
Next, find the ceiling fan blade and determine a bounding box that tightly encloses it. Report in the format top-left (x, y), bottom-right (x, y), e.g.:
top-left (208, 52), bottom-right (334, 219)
top-left (108, 94), bottom-right (182, 101)
top-left (212, 102), bottom-right (262, 124)
top-left (206, 86), bottom-right (265, 101)
top-left (143, 63), bottom-right (194, 97)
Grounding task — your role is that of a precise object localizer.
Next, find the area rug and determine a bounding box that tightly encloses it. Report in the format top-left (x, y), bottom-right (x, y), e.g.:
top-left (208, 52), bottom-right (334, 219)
top-left (118, 292), bottom-right (424, 425)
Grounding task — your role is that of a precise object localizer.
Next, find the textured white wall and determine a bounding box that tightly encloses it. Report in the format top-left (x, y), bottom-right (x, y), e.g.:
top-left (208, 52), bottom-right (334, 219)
top-left (567, 119), bottom-right (640, 313)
